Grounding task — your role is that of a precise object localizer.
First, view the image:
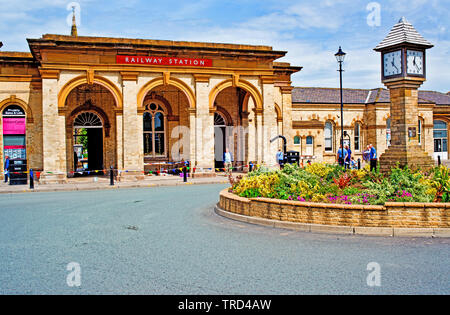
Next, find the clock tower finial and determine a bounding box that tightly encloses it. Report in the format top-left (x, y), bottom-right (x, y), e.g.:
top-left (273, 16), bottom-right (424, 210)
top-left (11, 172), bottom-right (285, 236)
top-left (71, 6), bottom-right (78, 37)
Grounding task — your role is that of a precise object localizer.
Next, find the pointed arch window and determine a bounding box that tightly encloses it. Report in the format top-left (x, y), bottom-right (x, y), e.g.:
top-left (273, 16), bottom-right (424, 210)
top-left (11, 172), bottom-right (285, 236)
top-left (143, 101), bottom-right (167, 157)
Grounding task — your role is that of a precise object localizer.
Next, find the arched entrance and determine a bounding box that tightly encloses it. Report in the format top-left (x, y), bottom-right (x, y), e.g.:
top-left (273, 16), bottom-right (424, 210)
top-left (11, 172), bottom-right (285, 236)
top-left (65, 83), bottom-right (116, 176)
top-left (211, 86), bottom-right (250, 170)
top-left (73, 111), bottom-right (104, 173)
top-left (214, 112), bottom-right (227, 169)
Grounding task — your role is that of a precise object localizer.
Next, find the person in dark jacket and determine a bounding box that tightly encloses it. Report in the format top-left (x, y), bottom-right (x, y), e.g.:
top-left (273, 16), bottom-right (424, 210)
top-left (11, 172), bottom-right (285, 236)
top-left (4, 155), bottom-right (10, 183)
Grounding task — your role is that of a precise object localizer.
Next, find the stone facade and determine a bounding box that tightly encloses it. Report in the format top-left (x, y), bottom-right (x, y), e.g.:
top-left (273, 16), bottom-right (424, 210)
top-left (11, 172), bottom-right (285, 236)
top-left (0, 34), bottom-right (300, 182)
top-left (1, 33), bottom-right (449, 182)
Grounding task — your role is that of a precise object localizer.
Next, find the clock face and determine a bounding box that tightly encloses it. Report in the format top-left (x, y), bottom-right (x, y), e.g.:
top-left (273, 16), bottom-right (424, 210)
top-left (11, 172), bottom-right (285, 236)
top-left (407, 50), bottom-right (424, 75)
top-left (383, 50), bottom-right (403, 77)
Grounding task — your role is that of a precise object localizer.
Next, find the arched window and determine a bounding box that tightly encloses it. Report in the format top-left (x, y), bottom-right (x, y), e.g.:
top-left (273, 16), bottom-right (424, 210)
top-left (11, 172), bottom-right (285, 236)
top-left (324, 121), bottom-right (333, 152)
top-left (354, 122), bottom-right (360, 151)
top-left (294, 136), bottom-right (300, 145)
top-left (386, 118), bottom-right (391, 147)
top-left (143, 101), bottom-right (166, 157)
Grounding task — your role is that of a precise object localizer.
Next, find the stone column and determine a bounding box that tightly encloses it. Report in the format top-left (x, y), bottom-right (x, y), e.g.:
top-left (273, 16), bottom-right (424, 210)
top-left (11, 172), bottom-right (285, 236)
top-left (262, 78), bottom-right (278, 167)
top-left (280, 86), bottom-right (294, 148)
top-left (120, 72), bottom-right (144, 180)
top-left (379, 79), bottom-right (434, 173)
top-left (40, 70), bottom-right (67, 184)
top-left (116, 113), bottom-right (123, 170)
top-left (255, 108), bottom-right (264, 164)
top-left (188, 108), bottom-right (197, 169)
top-left (194, 75), bottom-right (215, 173)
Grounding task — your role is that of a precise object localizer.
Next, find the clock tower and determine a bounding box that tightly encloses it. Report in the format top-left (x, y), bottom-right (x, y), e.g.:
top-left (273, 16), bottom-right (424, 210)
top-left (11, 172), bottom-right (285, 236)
top-left (374, 17), bottom-right (435, 173)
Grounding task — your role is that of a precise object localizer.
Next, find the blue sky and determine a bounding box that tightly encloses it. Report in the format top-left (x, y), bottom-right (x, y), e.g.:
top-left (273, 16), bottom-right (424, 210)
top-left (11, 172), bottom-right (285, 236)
top-left (0, 0), bottom-right (448, 92)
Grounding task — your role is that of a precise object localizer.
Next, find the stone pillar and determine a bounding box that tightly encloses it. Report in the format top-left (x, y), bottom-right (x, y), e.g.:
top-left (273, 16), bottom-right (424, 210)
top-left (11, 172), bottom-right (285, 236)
top-left (255, 108), bottom-right (263, 164)
top-left (40, 70), bottom-right (67, 183)
top-left (116, 113), bottom-right (123, 170)
top-left (188, 108), bottom-right (197, 169)
top-left (379, 79), bottom-right (434, 173)
top-left (120, 72), bottom-right (144, 180)
top-left (194, 76), bottom-right (215, 173)
top-left (280, 86), bottom-right (294, 148)
top-left (262, 79), bottom-right (278, 167)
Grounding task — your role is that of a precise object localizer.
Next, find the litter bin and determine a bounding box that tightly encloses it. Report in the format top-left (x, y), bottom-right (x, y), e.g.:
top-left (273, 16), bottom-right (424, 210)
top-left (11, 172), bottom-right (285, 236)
top-left (8, 159), bottom-right (27, 185)
top-left (286, 151), bottom-right (300, 165)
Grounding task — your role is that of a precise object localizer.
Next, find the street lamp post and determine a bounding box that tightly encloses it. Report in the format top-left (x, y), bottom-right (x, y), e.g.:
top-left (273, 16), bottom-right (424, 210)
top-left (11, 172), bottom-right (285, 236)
top-left (335, 47), bottom-right (346, 161)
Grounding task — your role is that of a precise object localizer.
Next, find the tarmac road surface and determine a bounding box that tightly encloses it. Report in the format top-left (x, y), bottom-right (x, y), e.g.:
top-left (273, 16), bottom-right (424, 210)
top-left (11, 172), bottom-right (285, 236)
top-left (0, 184), bottom-right (448, 294)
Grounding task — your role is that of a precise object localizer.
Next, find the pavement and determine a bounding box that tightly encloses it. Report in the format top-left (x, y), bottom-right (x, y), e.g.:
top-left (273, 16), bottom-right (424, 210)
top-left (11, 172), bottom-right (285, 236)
top-left (0, 183), bottom-right (449, 295)
top-left (0, 173), bottom-right (232, 194)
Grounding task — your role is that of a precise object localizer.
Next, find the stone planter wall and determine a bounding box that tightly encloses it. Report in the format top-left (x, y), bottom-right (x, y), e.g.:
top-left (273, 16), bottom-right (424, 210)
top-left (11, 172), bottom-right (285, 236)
top-left (218, 189), bottom-right (450, 229)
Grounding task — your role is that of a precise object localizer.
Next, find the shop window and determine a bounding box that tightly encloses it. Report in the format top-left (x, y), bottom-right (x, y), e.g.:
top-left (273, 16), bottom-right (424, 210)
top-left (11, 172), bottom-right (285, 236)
top-left (2, 105), bottom-right (26, 160)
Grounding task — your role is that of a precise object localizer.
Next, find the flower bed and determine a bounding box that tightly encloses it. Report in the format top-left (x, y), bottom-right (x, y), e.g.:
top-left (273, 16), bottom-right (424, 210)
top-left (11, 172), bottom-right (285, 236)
top-left (231, 163), bottom-right (450, 205)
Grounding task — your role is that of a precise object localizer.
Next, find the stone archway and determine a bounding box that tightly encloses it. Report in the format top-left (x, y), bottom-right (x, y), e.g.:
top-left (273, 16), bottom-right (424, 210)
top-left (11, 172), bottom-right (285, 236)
top-left (65, 83), bottom-right (117, 175)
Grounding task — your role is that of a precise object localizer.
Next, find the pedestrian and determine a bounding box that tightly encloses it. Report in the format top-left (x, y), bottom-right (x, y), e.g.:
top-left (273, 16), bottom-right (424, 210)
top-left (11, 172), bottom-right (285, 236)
top-left (345, 145), bottom-right (352, 170)
top-left (4, 155), bottom-right (10, 183)
top-left (369, 144), bottom-right (377, 172)
top-left (276, 149), bottom-right (284, 169)
top-left (74, 151), bottom-right (78, 171)
top-left (350, 157), bottom-right (358, 170)
top-left (224, 148), bottom-right (233, 176)
top-left (363, 145), bottom-right (370, 164)
top-left (336, 145), bottom-right (348, 168)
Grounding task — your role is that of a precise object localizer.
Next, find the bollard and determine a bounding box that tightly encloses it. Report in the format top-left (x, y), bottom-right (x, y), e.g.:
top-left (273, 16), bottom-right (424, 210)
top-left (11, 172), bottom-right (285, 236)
top-left (183, 166), bottom-right (187, 182)
top-left (110, 166), bottom-right (114, 186)
top-left (438, 155), bottom-right (441, 166)
top-left (358, 158), bottom-right (361, 170)
top-left (29, 169), bottom-right (34, 189)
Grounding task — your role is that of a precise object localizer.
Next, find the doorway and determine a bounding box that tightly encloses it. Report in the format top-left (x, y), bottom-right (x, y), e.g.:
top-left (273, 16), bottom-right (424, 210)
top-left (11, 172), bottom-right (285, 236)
top-left (214, 112), bottom-right (226, 170)
top-left (73, 112), bottom-right (104, 174)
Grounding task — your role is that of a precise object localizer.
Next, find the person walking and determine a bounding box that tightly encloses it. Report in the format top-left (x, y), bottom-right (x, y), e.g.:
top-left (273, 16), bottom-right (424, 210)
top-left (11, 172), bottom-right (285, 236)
top-left (224, 148), bottom-right (233, 176)
top-left (336, 145), bottom-right (348, 168)
top-left (369, 144), bottom-right (377, 172)
top-left (276, 149), bottom-right (284, 169)
top-left (345, 145), bottom-right (352, 170)
top-left (363, 145), bottom-right (370, 165)
top-left (4, 155), bottom-right (10, 183)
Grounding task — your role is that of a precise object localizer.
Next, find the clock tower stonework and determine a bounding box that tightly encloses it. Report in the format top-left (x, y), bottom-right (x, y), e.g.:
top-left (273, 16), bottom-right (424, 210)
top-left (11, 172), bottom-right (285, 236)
top-left (374, 17), bottom-right (435, 173)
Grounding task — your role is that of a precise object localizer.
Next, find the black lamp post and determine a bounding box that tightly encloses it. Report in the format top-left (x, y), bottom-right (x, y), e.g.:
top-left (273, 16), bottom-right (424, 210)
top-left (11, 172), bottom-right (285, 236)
top-left (335, 46), bottom-right (346, 158)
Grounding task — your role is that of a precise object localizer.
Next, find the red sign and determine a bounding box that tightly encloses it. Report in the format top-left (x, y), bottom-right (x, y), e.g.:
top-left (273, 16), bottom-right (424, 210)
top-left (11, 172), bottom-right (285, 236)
top-left (3, 118), bottom-right (26, 135)
top-left (116, 55), bottom-right (213, 67)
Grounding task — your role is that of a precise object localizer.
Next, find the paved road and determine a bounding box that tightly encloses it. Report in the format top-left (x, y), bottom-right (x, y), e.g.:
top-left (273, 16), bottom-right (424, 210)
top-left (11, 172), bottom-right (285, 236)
top-left (0, 184), bottom-right (448, 294)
